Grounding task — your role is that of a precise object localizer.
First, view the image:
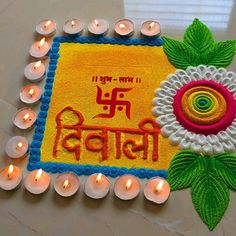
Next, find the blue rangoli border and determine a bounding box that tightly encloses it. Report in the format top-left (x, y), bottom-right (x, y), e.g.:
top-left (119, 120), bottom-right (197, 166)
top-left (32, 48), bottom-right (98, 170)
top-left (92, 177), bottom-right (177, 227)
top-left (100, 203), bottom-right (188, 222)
top-left (27, 35), bottom-right (167, 179)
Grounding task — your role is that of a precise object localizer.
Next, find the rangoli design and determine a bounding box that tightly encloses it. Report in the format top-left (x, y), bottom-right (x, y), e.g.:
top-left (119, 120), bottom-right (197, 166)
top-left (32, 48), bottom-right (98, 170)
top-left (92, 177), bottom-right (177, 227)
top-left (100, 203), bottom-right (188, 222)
top-left (94, 86), bottom-right (133, 119)
top-left (153, 65), bottom-right (236, 154)
top-left (153, 19), bottom-right (236, 230)
top-left (53, 106), bottom-right (159, 162)
top-left (28, 36), bottom-right (177, 180)
top-left (28, 18), bottom-right (236, 230)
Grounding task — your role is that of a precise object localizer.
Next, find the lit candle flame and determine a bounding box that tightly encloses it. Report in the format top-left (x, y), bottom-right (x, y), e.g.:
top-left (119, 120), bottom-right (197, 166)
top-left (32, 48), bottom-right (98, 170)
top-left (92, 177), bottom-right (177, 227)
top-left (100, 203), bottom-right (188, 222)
top-left (71, 20), bottom-right (75, 27)
top-left (94, 19), bottom-right (99, 26)
top-left (149, 21), bottom-right (155, 29)
top-left (44, 20), bottom-right (51, 29)
top-left (17, 142), bottom-right (23, 149)
top-left (63, 179), bottom-right (69, 189)
top-left (35, 169), bottom-right (43, 181)
top-left (96, 173), bottom-right (102, 183)
top-left (119, 23), bottom-right (126, 29)
top-left (38, 38), bottom-right (45, 49)
top-left (7, 164), bottom-right (14, 178)
top-left (28, 88), bottom-right (35, 97)
top-left (22, 113), bottom-right (30, 122)
top-left (33, 60), bottom-right (42, 70)
top-left (155, 179), bottom-right (164, 193)
top-left (125, 179), bottom-right (132, 190)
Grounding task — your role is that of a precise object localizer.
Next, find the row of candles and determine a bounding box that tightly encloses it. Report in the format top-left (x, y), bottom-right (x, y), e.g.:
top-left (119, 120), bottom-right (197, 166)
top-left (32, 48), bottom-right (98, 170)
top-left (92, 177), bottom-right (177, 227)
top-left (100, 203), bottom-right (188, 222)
top-left (6, 20), bottom-right (53, 160)
top-left (36, 18), bottom-right (161, 37)
top-left (5, 20), bottom-right (54, 162)
top-left (0, 165), bottom-right (170, 203)
top-left (30, 19), bottom-right (161, 59)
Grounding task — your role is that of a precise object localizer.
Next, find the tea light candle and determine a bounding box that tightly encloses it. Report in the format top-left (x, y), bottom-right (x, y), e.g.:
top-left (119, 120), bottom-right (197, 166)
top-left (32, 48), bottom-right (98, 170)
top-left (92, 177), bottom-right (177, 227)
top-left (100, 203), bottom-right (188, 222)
top-left (35, 19), bottom-right (56, 36)
top-left (114, 19), bottom-right (134, 37)
top-left (63, 19), bottom-right (84, 35)
top-left (0, 165), bottom-right (22, 191)
top-left (144, 177), bottom-right (170, 204)
top-left (88, 19), bottom-right (109, 36)
top-left (24, 169), bottom-right (51, 194)
top-left (54, 172), bottom-right (80, 197)
top-left (141, 20), bottom-right (161, 37)
top-left (24, 60), bottom-right (46, 82)
top-left (84, 173), bottom-right (110, 199)
top-left (29, 38), bottom-right (50, 58)
top-left (5, 136), bottom-right (28, 159)
top-left (20, 84), bottom-right (42, 104)
top-left (114, 174), bottom-right (140, 200)
top-left (13, 108), bottom-right (37, 130)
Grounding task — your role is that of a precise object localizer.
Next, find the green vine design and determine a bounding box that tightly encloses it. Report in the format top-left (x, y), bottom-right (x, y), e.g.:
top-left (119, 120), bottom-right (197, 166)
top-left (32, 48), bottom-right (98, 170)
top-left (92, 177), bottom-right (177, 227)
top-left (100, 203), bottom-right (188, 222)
top-left (167, 150), bottom-right (236, 230)
top-left (162, 19), bottom-right (236, 69)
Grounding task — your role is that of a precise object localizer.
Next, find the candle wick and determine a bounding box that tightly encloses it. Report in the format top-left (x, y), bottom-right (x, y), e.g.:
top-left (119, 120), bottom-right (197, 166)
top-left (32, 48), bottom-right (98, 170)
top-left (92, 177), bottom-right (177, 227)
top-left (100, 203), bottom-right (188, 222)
top-left (96, 173), bottom-right (102, 183)
top-left (119, 23), bottom-right (126, 30)
top-left (35, 177), bottom-right (40, 182)
top-left (63, 180), bottom-right (69, 189)
top-left (16, 142), bottom-right (23, 150)
top-left (33, 60), bottom-right (42, 71)
top-left (7, 165), bottom-right (14, 179)
top-left (71, 20), bottom-right (75, 27)
top-left (28, 89), bottom-right (35, 97)
top-left (149, 22), bottom-right (155, 30)
top-left (44, 20), bottom-right (51, 29)
top-left (38, 38), bottom-right (45, 50)
top-left (94, 20), bottom-right (99, 27)
top-left (155, 188), bottom-right (161, 193)
top-left (155, 180), bottom-right (164, 193)
top-left (125, 179), bottom-right (132, 190)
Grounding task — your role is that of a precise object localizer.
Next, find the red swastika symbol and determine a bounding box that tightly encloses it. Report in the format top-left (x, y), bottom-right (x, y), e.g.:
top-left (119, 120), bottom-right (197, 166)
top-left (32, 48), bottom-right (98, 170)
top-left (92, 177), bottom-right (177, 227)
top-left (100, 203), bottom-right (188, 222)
top-left (93, 86), bottom-right (133, 119)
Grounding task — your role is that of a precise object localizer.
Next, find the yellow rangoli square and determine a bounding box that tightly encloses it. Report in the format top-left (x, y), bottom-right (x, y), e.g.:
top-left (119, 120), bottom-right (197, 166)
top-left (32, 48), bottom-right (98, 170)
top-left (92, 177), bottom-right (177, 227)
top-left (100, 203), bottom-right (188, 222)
top-left (28, 36), bottom-right (178, 178)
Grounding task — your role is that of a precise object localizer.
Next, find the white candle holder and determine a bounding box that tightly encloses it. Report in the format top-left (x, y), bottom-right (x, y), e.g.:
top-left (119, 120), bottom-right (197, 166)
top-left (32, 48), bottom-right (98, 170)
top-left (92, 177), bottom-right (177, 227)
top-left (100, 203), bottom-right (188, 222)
top-left (0, 165), bottom-right (22, 191)
top-left (20, 84), bottom-right (42, 104)
top-left (35, 19), bottom-right (57, 36)
top-left (63, 19), bottom-right (84, 36)
top-left (114, 174), bottom-right (141, 200)
top-left (24, 61), bottom-right (46, 82)
top-left (88, 19), bottom-right (109, 36)
top-left (29, 38), bottom-right (50, 59)
top-left (144, 177), bottom-right (170, 204)
top-left (114, 19), bottom-right (134, 37)
top-left (54, 172), bottom-right (80, 197)
top-left (5, 136), bottom-right (28, 159)
top-left (13, 108), bottom-right (37, 130)
top-left (141, 20), bottom-right (161, 37)
top-left (24, 169), bottom-right (51, 195)
top-left (84, 173), bottom-right (110, 199)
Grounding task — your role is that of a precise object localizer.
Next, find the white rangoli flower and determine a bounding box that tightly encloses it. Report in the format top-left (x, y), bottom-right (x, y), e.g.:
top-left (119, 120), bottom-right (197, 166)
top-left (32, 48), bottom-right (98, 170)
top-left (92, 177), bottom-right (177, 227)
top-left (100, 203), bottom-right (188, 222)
top-left (153, 65), bottom-right (236, 155)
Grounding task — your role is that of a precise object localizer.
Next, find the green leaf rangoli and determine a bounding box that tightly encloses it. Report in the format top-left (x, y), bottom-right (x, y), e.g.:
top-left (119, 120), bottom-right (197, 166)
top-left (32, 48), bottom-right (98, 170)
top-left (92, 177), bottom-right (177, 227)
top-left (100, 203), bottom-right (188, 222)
top-left (162, 18), bottom-right (236, 69)
top-left (167, 151), bottom-right (236, 230)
